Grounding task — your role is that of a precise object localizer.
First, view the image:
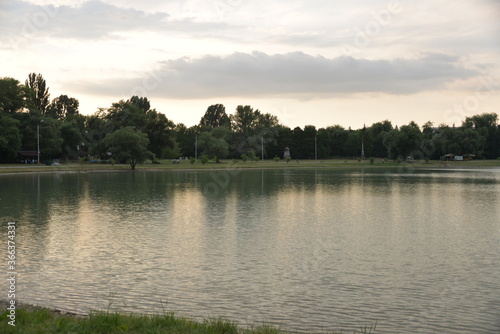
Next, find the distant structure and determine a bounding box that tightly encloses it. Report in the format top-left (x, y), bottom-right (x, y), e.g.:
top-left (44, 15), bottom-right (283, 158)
top-left (283, 147), bottom-right (291, 159)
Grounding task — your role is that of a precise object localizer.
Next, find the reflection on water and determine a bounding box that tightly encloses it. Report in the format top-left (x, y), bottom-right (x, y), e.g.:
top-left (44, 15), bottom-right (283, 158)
top-left (1, 168), bottom-right (499, 333)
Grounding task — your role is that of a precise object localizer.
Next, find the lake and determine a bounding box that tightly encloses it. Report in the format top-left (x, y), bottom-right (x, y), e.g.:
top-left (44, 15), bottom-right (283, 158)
top-left (1, 167), bottom-right (499, 333)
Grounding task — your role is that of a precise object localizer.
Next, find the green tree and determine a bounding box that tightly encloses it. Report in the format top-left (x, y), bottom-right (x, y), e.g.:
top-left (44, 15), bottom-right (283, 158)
top-left (104, 127), bottom-right (153, 169)
top-left (143, 109), bottom-right (175, 159)
top-left (39, 118), bottom-right (63, 159)
top-left (0, 77), bottom-right (27, 113)
top-left (47, 95), bottom-right (79, 119)
top-left (0, 112), bottom-right (22, 162)
top-left (230, 105), bottom-right (279, 156)
top-left (367, 120), bottom-right (392, 158)
top-left (103, 100), bottom-right (147, 129)
top-left (25, 73), bottom-right (50, 113)
top-left (324, 125), bottom-right (349, 157)
top-left (463, 113), bottom-right (499, 158)
top-left (200, 104), bottom-right (230, 128)
top-left (129, 96), bottom-right (151, 112)
top-left (60, 120), bottom-right (84, 160)
top-left (198, 127), bottom-right (230, 162)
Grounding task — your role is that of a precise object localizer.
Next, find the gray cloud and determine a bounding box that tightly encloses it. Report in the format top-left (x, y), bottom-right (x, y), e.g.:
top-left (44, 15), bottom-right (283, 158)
top-left (75, 51), bottom-right (479, 99)
top-left (0, 0), bottom-right (232, 43)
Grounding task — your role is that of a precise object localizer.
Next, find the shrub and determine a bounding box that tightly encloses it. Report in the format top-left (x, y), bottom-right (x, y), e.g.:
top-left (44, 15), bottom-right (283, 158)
top-left (189, 157), bottom-right (195, 164)
top-left (200, 154), bottom-right (209, 165)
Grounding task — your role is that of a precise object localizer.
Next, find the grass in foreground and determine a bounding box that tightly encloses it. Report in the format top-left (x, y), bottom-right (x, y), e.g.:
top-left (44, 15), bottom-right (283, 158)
top-left (1, 306), bottom-right (376, 334)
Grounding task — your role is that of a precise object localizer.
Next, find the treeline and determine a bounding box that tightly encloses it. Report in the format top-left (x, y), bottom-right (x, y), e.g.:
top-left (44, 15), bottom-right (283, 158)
top-left (1, 73), bottom-right (499, 164)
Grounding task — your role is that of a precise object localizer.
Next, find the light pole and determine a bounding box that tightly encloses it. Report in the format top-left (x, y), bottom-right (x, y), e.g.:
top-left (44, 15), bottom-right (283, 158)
top-left (261, 133), bottom-right (265, 162)
top-left (195, 132), bottom-right (199, 160)
top-left (315, 133), bottom-right (317, 161)
top-left (37, 123), bottom-right (40, 164)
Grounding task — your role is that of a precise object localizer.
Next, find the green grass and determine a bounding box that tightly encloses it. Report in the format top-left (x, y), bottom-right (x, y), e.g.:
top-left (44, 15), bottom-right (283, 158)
top-left (0, 306), bottom-right (377, 334)
top-left (0, 159), bottom-right (500, 174)
top-left (1, 158), bottom-right (498, 174)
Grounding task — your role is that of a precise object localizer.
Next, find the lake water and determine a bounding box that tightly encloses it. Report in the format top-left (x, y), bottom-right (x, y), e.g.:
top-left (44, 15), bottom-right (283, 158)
top-left (1, 167), bottom-right (499, 333)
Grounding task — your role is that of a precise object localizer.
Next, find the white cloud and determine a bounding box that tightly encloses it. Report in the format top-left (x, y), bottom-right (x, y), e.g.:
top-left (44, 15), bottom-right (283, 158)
top-left (72, 51), bottom-right (479, 100)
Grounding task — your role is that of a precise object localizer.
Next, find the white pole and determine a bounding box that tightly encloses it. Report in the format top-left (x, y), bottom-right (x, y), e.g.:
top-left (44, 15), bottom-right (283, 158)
top-left (195, 133), bottom-right (198, 160)
top-left (315, 134), bottom-right (317, 161)
top-left (37, 123), bottom-right (40, 164)
top-left (261, 134), bottom-right (264, 162)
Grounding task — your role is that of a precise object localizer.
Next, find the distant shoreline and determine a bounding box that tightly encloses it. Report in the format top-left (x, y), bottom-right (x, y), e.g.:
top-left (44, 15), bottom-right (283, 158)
top-left (0, 159), bottom-right (499, 175)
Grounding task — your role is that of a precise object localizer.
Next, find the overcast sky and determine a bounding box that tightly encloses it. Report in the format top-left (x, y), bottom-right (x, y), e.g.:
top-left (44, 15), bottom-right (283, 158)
top-left (1, 0), bottom-right (499, 129)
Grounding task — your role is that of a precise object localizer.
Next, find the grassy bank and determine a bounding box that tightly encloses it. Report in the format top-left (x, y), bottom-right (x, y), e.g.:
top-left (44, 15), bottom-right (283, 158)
top-left (1, 158), bottom-right (499, 174)
top-left (0, 303), bottom-right (377, 334)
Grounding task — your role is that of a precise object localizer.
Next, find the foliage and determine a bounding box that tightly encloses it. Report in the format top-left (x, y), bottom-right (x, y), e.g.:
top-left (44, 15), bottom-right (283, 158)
top-left (200, 154), bottom-right (209, 165)
top-left (0, 77), bottom-right (27, 113)
top-left (0, 112), bottom-right (21, 162)
top-left (1, 73), bottom-right (499, 165)
top-left (369, 157), bottom-right (375, 165)
top-left (198, 127), bottom-right (230, 162)
top-left (103, 127), bottom-right (153, 169)
top-left (189, 156), bottom-right (196, 164)
top-left (273, 156), bottom-right (280, 163)
top-left (47, 94), bottom-right (79, 119)
top-left (25, 73), bottom-right (50, 113)
top-left (200, 104), bottom-right (230, 128)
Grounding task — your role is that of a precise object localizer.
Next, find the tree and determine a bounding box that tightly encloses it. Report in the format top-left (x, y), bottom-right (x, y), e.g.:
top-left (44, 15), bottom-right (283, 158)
top-left (129, 96), bottom-right (151, 112)
top-left (367, 120), bottom-right (392, 158)
top-left (198, 126), bottom-right (230, 162)
top-left (103, 127), bottom-right (153, 169)
top-left (463, 113), bottom-right (499, 158)
top-left (60, 120), bottom-right (84, 160)
top-left (143, 109), bottom-right (176, 159)
top-left (39, 117), bottom-right (64, 159)
top-left (200, 104), bottom-right (230, 128)
top-left (0, 77), bottom-right (27, 113)
top-left (230, 105), bottom-right (279, 156)
top-left (47, 95), bottom-right (79, 119)
top-left (25, 73), bottom-right (50, 113)
top-left (0, 112), bottom-right (22, 162)
top-left (103, 100), bottom-right (147, 130)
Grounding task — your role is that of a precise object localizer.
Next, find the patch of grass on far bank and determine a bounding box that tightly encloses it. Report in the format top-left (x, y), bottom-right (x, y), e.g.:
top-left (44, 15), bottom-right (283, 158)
top-left (1, 158), bottom-right (498, 174)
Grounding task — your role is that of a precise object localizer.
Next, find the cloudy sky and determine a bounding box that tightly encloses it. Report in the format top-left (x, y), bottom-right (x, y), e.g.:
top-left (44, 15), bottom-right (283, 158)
top-left (1, 0), bottom-right (499, 129)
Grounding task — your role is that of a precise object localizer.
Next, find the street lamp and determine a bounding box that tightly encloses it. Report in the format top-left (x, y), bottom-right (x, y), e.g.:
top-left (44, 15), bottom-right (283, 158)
top-left (195, 133), bottom-right (198, 160)
top-left (37, 120), bottom-right (43, 164)
top-left (315, 133), bottom-right (317, 161)
top-left (261, 133), bottom-right (265, 162)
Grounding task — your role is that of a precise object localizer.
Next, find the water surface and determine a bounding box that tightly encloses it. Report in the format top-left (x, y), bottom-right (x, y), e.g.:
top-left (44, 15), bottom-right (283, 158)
top-left (1, 167), bottom-right (499, 333)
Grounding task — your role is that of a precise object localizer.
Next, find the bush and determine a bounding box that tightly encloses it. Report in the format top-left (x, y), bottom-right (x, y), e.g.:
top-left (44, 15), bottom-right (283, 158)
top-left (200, 154), bottom-right (209, 165)
top-left (369, 157), bottom-right (375, 165)
top-left (241, 154), bottom-right (248, 163)
top-left (273, 156), bottom-right (280, 163)
top-left (285, 156), bottom-right (292, 163)
top-left (189, 157), bottom-right (195, 164)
